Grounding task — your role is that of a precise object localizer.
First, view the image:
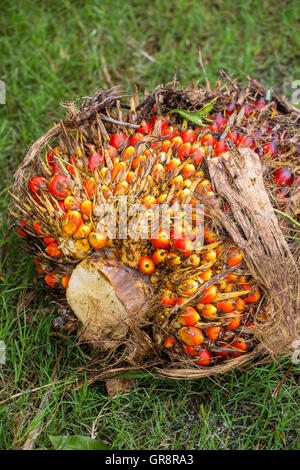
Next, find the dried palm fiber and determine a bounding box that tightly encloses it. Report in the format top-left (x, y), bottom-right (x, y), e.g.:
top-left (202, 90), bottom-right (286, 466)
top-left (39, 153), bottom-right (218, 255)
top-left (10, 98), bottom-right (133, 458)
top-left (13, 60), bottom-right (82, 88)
top-left (11, 72), bottom-right (299, 380)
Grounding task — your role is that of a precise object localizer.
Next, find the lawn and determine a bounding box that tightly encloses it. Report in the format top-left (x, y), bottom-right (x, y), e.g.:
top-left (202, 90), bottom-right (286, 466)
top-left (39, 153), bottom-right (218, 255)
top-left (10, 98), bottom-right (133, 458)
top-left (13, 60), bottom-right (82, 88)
top-left (0, 0), bottom-right (299, 450)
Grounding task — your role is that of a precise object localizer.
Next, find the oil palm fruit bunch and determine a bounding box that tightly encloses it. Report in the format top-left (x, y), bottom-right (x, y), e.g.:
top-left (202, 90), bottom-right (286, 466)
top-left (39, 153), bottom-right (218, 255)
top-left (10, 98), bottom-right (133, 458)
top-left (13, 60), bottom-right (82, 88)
top-left (11, 77), bottom-right (299, 375)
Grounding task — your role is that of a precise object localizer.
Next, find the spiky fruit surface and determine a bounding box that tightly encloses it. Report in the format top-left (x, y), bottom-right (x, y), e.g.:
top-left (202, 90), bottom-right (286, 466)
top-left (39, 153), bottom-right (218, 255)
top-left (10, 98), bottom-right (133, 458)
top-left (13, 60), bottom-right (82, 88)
top-left (13, 88), bottom-right (298, 368)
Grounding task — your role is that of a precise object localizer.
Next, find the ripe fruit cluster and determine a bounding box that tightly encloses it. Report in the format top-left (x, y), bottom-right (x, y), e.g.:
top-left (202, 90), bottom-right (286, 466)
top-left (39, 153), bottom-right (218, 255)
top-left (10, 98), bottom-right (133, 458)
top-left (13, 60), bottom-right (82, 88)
top-left (15, 92), bottom-right (298, 367)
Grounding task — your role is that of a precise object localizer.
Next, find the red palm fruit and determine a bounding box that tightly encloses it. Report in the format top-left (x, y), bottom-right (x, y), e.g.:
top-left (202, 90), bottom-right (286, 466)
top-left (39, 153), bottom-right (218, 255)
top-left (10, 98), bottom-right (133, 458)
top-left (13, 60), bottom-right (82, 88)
top-left (178, 142), bottom-right (192, 160)
top-left (113, 181), bottom-right (129, 195)
top-left (62, 211), bottom-right (82, 236)
top-left (129, 133), bottom-right (144, 146)
top-left (166, 158), bottom-right (181, 172)
top-left (237, 136), bottom-right (255, 149)
top-left (43, 236), bottom-right (55, 245)
top-left (49, 174), bottom-right (70, 199)
top-left (17, 220), bottom-right (27, 238)
top-left (263, 141), bottom-right (278, 158)
top-left (227, 248), bottom-right (243, 266)
top-left (231, 337), bottom-right (248, 357)
top-left (199, 303), bottom-right (217, 320)
top-left (276, 187), bottom-right (292, 198)
top-left (66, 155), bottom-right (77, 176)
top-left (46, 150), bottom-right (55, 166)
top-left (200, 133), bottom-right (216, 146)
top-left (273, 167), bottom-right (294, 186)
top-left (214, 140), bottom-right (228, 156)
top-left (236, 297), bottom-right (246, 312)
top-left (225, 314), bottom-right (242, 330)
top-left (172, 237), bottom-right (194, 257)
top-left (166, 252), bottom-right (181, 268)
top-left (217, 299), bottom-right (236, 313)
top-left (153, 249), bottom-right (168, 264)
top-left (109, 132), bottom-right (126, 149)
top-left (138, 120), bottom-right (152, 135)
top-left (138, 256), bottom-right (155, 274)
top-left (254, 97), bottom-right (266, 109)
top-left (64, 196), bottom-right (81, 211)
top-left (151, 230), bottom-right (170, 249)
top-left (198, 269), bottom-right (213, 283)
top-left (164, 336), bottom-right (176, 348)
top-left (34, 259), bottom-right (43, 275)
top-left (51, 164), bottom-right (61, 175)
top-left (55, 199), bottom-right (67, 212)
top-left (162, 125), bottom-right (177, 137)
top-left (143, 195), bottom-right (156, 209)
top-left (182, 163), bottom-right (196, 179)
top-left (244, 103), bottom-right (256, 118)
top-left (89, 232), bottom-right (107, 250)
top-left (226, 102), bottom-right (237, 116)
top-left (88, 152), bottom-right (103, 171)
top-left (227, 131), bottom-right (240, 144)
top-left (178, 306), bottom-right (200, 326)
top-left (209, 121), bottom-right (219, 132)
top-left (45, 272), bottom-right (60, 288)
top-left (33, 221), bottom-right (43, 235)
top-left (206, 326), bottom-right (223, 341)
top-left (83, 179), bottom-right (96, 199)
top-left (214, 342), bottom-right (230, 360)
top-left (178, 279), bottom-right (199, 296)
top-left (179, 326), bottom-right (204, 346)
top-left (213, 113), bottom-right (227, 128)
top-left (132, 154), bottom-right (146, 170)
top-left (195, 348), bottom-right (212, 366)
top-left (81, 200), bottom-right (93, 219)
top-left (160, 289), bottom-right (176, 306)
top-left (242, 285), bottom-right (261, 303)
top-left (29, 176), bottom-right (47, 194)
top-left (181, 130), bottom-right (197, 144)
top-left (61, 275), bottom-right (71, 289)
top-left (200, 285), bottom-right (218, 304)
top-left (46, 242), bottom-right (62, 258)
top-left (183, 345), bottom-right (198, 356)
top-left (191, 146), bottom-right (204, 165)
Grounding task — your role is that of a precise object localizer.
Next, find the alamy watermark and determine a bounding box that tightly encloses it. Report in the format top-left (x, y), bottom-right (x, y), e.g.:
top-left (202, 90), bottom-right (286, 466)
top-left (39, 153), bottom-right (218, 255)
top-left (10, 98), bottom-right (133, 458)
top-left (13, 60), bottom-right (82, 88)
top-left (291, 80), bottom-right (300, 105)
top-left (291, 340), bottom-right (300, 365)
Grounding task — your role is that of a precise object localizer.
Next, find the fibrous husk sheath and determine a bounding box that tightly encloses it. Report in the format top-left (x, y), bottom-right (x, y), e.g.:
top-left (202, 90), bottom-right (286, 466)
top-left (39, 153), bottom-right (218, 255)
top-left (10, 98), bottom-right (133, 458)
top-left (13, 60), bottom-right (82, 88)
top-left (11, 72), bottom-right (300, 380)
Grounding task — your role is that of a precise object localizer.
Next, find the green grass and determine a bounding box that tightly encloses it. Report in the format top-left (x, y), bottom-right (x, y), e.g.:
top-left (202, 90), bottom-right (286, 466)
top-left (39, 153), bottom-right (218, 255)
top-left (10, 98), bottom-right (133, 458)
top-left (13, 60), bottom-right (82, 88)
top-left (0, 0), bottom-right (299, 450)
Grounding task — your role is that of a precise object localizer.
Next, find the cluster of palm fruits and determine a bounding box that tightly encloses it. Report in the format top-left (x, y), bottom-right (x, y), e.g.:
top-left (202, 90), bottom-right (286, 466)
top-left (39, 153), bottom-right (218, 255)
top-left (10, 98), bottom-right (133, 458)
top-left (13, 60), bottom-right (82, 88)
top-left (14, 93), bottom-right (298, 366)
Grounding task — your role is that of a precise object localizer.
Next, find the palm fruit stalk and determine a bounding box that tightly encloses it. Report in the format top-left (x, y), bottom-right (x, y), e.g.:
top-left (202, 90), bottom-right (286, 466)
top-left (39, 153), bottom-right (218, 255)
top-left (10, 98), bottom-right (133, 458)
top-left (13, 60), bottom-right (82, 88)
top-left (10, 73), bottom-right (299, 379)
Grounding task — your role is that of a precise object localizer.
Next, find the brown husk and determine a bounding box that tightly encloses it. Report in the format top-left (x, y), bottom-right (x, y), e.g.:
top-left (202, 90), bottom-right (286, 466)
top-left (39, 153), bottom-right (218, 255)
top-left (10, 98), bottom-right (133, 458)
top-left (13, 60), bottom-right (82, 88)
top-left (12, 72), bottom-right (300, 380)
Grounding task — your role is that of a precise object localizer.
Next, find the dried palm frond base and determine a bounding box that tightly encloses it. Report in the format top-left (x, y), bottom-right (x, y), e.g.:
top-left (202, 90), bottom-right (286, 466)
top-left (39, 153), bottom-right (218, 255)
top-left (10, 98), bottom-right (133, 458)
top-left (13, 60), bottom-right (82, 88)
top-left (11, 71), bottom-right (300, 385)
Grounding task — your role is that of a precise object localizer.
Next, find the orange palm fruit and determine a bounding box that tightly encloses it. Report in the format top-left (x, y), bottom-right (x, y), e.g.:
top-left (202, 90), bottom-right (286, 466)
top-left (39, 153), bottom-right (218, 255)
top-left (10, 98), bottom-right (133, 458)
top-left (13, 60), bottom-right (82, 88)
top-left (166, 252), bottom-right (181, 268)
top-left (179, 326), bottom-right (204, 346)
top-left (62, 211), bottom-right (83, 236)
top-left (186, 253), bottom-right (200, 267)
top-left (178, 306), bottom-right (200, 326)
top-left (198, 268), bottom-right (213, 283)
top-left (89, 232), bottom-right (107, 250)
top-left (81, 200), bottom-right (93, 219)
top-left (64, 195), bottom-right (81, 211)
top-left (243, 285), bottom-right (261, 303)
top-left (216, 299), bottom-right (236, 313)
top-left (132, 154), bottom-right (146, 170)
top-left (143, 195), bottom-right (156, 209)
top-left (45, 272), bottom-right (60, 288)
top-left (33, 221), bottom-right (43, 236)
top-left (164, 336), bottom-right (176, 348)
top-left (206, 326), bottom-right (223, 341)
top-left (160, 289), bottom-right (176, 306)
top-left (138, 256), bottom-right (155, 274)
top-left (227, 248), bottom-right (243, 266)
top-left (172, 237), bottom-right (194, 257)
top-left (45, 242), bottom-right (62, 258)
top-left (61, 275), bottom-right (71, 289)
top-left (178, 279), bottom-right (199, 296)
top-left (225, 314), bottom-right (242, 330)
top-left (166, 158), bottom-right (181, 172)
top-left (182, 163), bottom-right (196, 179)
top-left (198, 303), bottom-right (218, 320)
top-left (200, 285), bottom-right (218, 304)
top-left (111, 161), bottom-right (127, 180)
top-left (122, 145), bottom-right (136, 162)
top-left (113, 181), bottom-right (129, 195)
top-left (83, 179), bottom-right (96, 199)
top-left (73, 223), bottom-right (92, 239)
top-left (231, 337), bottom-right (248, 357)
top-left (153, 248), bottom-right (168, 264)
